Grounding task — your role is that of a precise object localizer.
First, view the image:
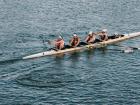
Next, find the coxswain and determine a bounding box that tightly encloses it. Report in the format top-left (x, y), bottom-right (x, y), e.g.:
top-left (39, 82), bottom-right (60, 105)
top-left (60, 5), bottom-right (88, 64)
top-left (97, 29), bottom-right (108, 41)
top-left (54, 35), bottom-right (64, 50)
top-left (85, 31), bottom-right (96, 44)
top-left (70, 34), bottom-right (80, 47)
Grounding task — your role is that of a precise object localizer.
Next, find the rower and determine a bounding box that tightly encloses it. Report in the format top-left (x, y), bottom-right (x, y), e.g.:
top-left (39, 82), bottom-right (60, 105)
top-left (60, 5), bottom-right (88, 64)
top-left (85, 31), bottom-right (96, 44)
top-left (70, 34), bottom-right (80, 47)
top-left (97, 29), bottom-right (108, 41)
top-left (54, 35), bottom-right (64, 50)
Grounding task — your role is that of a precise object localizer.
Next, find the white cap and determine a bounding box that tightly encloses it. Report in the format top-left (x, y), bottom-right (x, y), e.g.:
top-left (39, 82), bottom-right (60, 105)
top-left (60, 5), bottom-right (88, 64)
top-left (102, 29), bottom-right (107, 32)
top-left (89, 31), bottom-right (92, 34)
top-left (73, 34), bottom-right (77, 37)
top-left (59, 35), bottom-right (63, 39)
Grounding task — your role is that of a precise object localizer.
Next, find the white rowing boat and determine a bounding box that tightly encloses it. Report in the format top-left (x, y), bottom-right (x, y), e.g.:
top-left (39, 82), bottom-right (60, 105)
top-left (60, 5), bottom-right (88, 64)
top-left (23, 32), bottom-right (140, 59)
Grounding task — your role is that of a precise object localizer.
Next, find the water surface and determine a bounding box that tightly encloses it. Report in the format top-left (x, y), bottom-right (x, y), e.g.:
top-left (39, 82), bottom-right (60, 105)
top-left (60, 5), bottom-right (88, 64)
top-left (0, 0), bottom-right (140, 104)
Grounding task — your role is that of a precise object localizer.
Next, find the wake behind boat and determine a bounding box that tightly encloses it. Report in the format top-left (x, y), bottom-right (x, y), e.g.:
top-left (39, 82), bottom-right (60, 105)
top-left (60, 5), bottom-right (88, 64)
top-left (22, 32), bottom-right (140, 60)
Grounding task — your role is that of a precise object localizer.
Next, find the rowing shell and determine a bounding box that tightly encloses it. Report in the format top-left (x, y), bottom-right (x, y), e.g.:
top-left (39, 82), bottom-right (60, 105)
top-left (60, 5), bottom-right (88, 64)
top-left (23, 32), bottom-right (140, 59)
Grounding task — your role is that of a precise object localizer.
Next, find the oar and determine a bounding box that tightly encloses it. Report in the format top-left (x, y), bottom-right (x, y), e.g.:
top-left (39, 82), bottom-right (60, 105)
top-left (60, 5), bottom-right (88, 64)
top-left (46, 40), bottom-right (55, 45)
top-left (39, 35), bottom-right (48, 49)
top-left (113, 44), bottom-right (140, 50)
top-left (106, 48), bottom-right (123, 52)
top-left (46, 35), bottom-right (63, 45)
top-left (106, 48), bottom-right (134, 53)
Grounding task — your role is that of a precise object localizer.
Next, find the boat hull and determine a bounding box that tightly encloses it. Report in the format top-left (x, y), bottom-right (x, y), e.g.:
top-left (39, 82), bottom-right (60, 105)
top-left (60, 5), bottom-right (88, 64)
top-left (23, 32), bottom-right (140, 59)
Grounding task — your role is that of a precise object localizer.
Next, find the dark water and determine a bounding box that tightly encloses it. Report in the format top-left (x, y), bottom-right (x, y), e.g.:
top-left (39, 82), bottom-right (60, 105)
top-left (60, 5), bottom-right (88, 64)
top-left (0, 0), bottom-right (140, 104)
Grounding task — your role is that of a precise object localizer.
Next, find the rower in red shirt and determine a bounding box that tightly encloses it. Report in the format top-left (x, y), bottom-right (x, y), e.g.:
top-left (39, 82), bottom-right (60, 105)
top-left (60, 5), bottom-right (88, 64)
top-left (85, 31), bottom-right (96, 44)
top-left (69, 34), bottom-right (80, 48)
top-left (54, 36), bottom-right (65, 50)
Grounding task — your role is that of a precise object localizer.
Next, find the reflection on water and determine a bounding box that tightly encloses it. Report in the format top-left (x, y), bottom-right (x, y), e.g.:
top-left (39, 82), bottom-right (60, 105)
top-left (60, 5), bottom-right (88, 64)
top-left (68, 51), bottom-right (82, 67)
top-left (84, 49), bottom-right (95, 62)
top-left (52, 48), bottom-right (109, 68)
top-left (97, 47), bottom-right (109, 54)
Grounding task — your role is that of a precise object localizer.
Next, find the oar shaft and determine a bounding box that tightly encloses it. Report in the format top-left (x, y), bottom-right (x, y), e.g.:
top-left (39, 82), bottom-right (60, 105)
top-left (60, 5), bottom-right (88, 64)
top-left (46, 40), bottom-right (55, 45)
top-left (113, 44), bottom-right (139, 50)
